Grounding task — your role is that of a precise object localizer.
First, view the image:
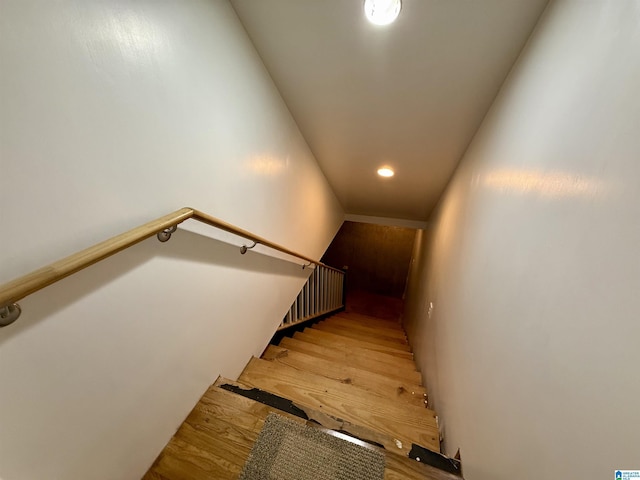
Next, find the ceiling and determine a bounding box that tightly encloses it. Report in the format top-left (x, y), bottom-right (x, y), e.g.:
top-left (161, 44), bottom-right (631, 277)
top-left (230, 0), bottom-right (549, 221)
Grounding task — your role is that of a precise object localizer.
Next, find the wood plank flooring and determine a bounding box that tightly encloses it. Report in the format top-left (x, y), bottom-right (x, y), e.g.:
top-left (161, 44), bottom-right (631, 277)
top-left (143, 312), bottom-right (461, 479)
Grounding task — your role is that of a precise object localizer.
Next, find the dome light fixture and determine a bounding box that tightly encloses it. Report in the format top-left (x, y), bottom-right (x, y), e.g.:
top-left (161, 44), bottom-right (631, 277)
top-left (377, 167), bottom-right (395, 177)
top-left (364, 0), bottom-right (402, 26)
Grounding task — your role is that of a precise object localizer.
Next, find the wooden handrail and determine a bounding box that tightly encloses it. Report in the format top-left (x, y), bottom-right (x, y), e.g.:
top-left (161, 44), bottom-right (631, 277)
top-left (0, 207), bottom-right (343, 312)
top-left (190, 209), bottom-right (340, 271)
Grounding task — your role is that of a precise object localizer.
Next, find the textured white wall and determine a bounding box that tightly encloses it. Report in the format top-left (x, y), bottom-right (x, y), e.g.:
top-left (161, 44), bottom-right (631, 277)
top-left (404, 1), bottom-right (640, 479)
top-left (0, 1), bottom-right (343, 479)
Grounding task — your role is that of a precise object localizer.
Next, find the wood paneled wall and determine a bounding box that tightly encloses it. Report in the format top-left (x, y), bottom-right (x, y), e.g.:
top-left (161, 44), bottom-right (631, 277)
top-left (322, 221), bottom-right (417, 299)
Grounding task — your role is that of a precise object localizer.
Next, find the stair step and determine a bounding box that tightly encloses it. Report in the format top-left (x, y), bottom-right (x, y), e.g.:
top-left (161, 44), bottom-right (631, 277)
top-left (315, 321), bottom-right (411, 349)
top-left (150, 379), bottom-right (458, 480)
top-left (146, 435), bottom-right (238, 480)
top-left (143, 298), bottom-right (464, 479)
top-left (143, 472), bottom-right (169, 480)
top-left (280, 336), bottom-right (423, 385)
top-left (293, 328), bottom-right (416, 370)
top-left (143, 383), bottom-right (309, 480)
top-left (303, 328), bottom-right (413, 361)
top-left (263, 344), bottom-right (427, 407)
top-left (216, 377), bottom-right (412, 454)
top-left (323, 316), bottom-right (409, 340)
top-left (143, 409), bottom-right (250, 479)
top-left (216, 378), bottom-right (461, 478)
top-left (334, 311), bottom-right (404, 329)
top-left (384, 453), bottom-right (462, 480)
top-left (204, 380), bottom-right (301, 421)
top-left (238, 357), bottom-right (440, 452)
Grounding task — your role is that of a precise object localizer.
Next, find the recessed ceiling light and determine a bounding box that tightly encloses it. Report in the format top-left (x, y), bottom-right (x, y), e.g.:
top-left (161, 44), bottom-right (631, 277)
top-left (377, 167), bottom-right (395, 177)
top-left (364, 0), bottom-right (402, 26)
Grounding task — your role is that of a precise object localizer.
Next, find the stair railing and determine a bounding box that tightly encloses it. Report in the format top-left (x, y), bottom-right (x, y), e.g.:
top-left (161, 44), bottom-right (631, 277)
top-left (0, 207), bottom-right (343, 327)
top-left (278, 264), bottom-right (345, 330)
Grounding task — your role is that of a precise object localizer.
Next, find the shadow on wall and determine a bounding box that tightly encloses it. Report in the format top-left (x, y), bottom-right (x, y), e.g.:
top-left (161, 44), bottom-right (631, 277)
top-left (0, 227), bottom-right (308, 345)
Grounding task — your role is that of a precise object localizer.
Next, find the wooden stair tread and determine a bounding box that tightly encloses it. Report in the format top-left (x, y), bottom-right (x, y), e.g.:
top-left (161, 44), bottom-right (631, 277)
top-left (143, 472), bottom-right (170, 480)
top-left (143, 299), bottom-right (463, 479)
top-left (212, 379), bottom-right (458, 480)
top-left (305, 326), bottom-right (413, 357)
top-left (280, 336), bottom-right (423, 385)
top-left (323, 316), bottom-right (409, 340)
top-left (144, 384), bottom-right (306, 480)
top-left (292, 331), bottom-right (417, 371)
top-left (144, 416), bottom-right (248, 480)
top-left (315, 321), bottom-right (411, 349)
top-left (238, 357), bottom-right (440, 452)
top-left (263, 345), bottom-right (427, 407)
top-left (385, 454), bottom-right (462, 480)
top-left (146, 436), bottom-right (237, 480)
top-left (293, 328), bottom-right (416, 370)
top-left (335, 311), bottom-right (404, 328)
top-left (146, 380), bottom-right (456, 480)
top-left (332, 312), bottom-right (407, 329)
top-left (214, 377), bottom-right (420, 458)
top-left (302, 328), bottom-right (413, 362)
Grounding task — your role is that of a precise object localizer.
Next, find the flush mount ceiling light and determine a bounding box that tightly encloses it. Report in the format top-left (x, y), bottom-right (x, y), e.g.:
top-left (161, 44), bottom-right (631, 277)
top-left (364, 0), bottom-right (402, 26)
top-left (377, 167), bottom-right (395, 177)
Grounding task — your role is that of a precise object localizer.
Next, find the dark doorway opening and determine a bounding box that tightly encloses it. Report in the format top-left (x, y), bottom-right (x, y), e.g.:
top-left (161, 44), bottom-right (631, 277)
top-left (321, 221), bottom-right (417, 321)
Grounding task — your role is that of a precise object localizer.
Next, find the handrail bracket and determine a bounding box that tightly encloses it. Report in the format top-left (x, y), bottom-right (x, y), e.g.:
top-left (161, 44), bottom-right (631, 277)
top-left (157, 225), bottom-right (178, 243)
top-left (240, 241), bottom-right (258, 255)
top-left (0, 303), bottom-right (21, 327)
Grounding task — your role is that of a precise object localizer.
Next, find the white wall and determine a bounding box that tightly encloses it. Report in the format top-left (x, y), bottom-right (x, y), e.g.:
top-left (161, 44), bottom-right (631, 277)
top-left (404, 1), bottom-right (640, 479)
top-left (0, 1), bottom-right (343, 479)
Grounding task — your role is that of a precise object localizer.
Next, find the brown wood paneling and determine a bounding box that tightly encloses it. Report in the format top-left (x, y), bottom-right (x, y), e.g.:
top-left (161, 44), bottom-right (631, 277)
top-left (321, 221), bottom-right (417, 299)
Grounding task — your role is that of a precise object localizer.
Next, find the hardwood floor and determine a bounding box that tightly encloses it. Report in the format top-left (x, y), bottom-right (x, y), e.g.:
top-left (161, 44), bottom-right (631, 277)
top-left (143, 312), bottom-right (461, 480)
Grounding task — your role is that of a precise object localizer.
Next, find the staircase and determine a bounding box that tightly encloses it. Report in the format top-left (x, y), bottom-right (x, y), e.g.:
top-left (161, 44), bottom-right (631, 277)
top-left (143, 311), bottom-right (462, 479)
